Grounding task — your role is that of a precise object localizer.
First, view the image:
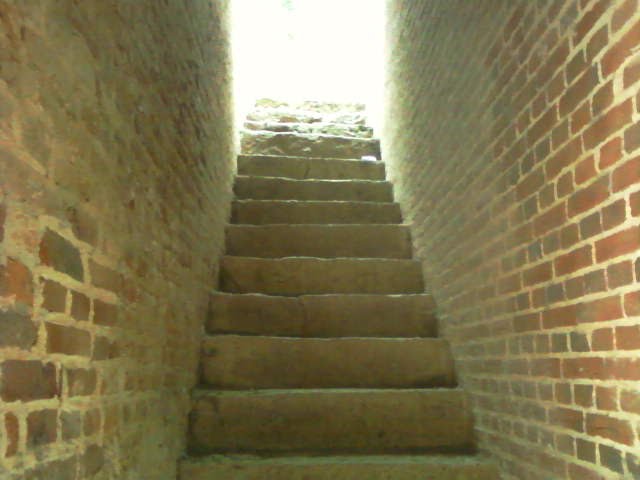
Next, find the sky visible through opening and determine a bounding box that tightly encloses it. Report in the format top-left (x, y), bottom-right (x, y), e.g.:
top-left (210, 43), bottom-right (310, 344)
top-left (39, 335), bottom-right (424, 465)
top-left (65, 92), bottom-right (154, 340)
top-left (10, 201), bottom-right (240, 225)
top-left (232, 0), bottom-right (385, 130)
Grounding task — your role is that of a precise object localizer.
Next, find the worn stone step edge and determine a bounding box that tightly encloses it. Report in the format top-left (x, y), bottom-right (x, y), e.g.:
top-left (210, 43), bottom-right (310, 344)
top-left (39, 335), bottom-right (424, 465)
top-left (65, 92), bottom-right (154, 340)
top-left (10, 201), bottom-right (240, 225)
top-left (231, 200), bottom-right (403, 225)
top-left (179, 454), bottom-right (498, 479)
top-left (200, 335), bottom-right (455, 389)
top-left (207, 292), bottom-right (438, 338)
top-left (224, 224), bottom-right (412, 259)
top-left (237, 155), bottom-right (385, 180)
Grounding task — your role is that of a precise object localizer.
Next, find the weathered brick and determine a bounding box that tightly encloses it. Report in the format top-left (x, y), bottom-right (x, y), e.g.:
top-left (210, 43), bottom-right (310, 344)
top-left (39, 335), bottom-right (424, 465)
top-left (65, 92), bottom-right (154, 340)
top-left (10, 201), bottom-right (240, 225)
top-left (65, 368), bottom-right (97, 396)
top-left (93, 300), bottom-right (118, 327)
top-left (46, 323), bottom-right (91, 357)
top-left (27, 409), bottom-right (57, 447)
top-left (0, 361), bottom-right (58, 401)
top-left (595, 227), bottom-right (640, 262)
top-left (90, 260), bottom-right (122, 293)
top-left (0, 259), bottom-right (34, 306)
top-left (5, 413), bottom-right (19, 457)
top-left (0, 310), bottom-right (38, 349)
top-left (39, 229), bottom-right (84, 281)
top-left (70, 291), bottom-right (90, 321)
top-left (41, 279), bottom-right (67, 313)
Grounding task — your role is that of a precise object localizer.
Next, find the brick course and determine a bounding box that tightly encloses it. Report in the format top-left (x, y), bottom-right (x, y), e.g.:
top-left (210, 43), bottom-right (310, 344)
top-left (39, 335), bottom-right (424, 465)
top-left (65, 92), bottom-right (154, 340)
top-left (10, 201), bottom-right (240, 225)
top-left (0, 1), bottom-right (234, 478)
top-left (385, 1), bottom-right (640, 478)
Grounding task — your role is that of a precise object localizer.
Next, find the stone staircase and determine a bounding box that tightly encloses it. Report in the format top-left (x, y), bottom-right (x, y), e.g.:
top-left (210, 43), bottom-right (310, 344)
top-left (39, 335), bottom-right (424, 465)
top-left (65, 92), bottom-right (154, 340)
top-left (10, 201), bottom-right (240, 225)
top-left (179, 100), bottom-right (498, 479)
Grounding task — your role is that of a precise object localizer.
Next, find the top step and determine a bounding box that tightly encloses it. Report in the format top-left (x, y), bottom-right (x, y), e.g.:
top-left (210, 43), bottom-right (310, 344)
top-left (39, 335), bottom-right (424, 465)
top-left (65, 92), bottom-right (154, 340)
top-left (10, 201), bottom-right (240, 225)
top-left (255, 98), bottom-right (366, 114)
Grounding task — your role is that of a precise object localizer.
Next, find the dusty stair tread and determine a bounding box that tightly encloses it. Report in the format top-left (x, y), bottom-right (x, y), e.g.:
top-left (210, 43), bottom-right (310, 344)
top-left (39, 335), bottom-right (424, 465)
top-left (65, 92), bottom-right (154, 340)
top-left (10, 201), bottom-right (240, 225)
top-left (207, 292), bottom-right (437, 337)
top-left (225, 224), bottom-right (412, 259)
top-left (219, 256), bottom-right (424, 295)
top-left (179, 454), bottom-right (499, 479)
top-left (200, 335), bottom-right (455, 389)
top-left (189, 388), bottom-right (474, 455)
top-left (231, 200), bottom-right (403, 225)
top-left (241, 131), bottom-right (380, 160)
top-left (237, 154), bottom-right (384, 180)
top-left (254, 98), bottom-right (366, 113)
top-left (234, 176), bottom-right (393, 202)
top-left (243, 121), bottom-right (375, 138)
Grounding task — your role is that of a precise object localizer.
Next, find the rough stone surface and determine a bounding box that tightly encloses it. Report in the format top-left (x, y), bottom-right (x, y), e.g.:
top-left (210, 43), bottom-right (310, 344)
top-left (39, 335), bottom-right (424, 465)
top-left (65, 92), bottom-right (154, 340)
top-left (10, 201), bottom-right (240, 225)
top-left (225, 224), bottom-right (412, 258)
top-left (244, 121), bottom-right (374, 138)
top-left (0, 1), bottom-right (235, 478)
top-left (189, 389), bottom-right (474, 455)
top-left (255, 98), bottom-right (366, 113)
top-left (241, 131), bottom-right (380, 159)
top-left (231, 200), bottom-right (403, 225)
top-left (180, 454), bottom-right (499, 480)
top-left (234, 176), bottom-right (393, 202)
top-left (220, 257), bottom-right (425, 295)
top-left (201, 336), bottom-right (455, 389)
top-left (207, 293), bottom-right (438, 338)
top-left (238, 155), bottom-right (384, 180)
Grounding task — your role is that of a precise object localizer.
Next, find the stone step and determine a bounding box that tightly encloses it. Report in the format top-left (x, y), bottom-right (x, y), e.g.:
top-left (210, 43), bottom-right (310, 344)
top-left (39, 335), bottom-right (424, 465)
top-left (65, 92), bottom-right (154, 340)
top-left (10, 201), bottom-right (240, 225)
top-left (188, 389), bottom-right (474, 455)
top-left (234, 176), bottom-right (393, 202)
top-left (231, 200), bottom-right (402, 225)
top-left (225, 225), bottom-right (412, 259)
top-left (219, 257), bottom-right (424, 295)
top-left (237, 155), bottom-right (384, 180)
top-left (241, 131), bottom-right (379, 159)
top-left (200, 336), bottom-right (455, 389)
top-left (180, 454), bottom-right (499, 480)
top-left (255, 98), bottom-right (366, 113)
top-left (207, 293), bottom-right (438, 338)
top-left (243, 121), bottom-right (374, 138)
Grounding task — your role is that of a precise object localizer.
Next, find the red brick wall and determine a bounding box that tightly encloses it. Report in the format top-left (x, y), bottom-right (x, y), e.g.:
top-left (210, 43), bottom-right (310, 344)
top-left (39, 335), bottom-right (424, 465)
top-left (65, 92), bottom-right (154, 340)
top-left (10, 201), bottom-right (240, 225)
top-left (384, 1), bottom-right (640, 478)
top-left (0, 1), bottom-right (235, 478)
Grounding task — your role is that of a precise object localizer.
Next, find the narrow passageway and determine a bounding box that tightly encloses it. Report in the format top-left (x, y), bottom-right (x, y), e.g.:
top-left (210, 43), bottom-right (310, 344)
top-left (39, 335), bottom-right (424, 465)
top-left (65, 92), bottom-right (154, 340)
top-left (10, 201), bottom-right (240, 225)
top-left (180, 99), bottom-right (498, 479)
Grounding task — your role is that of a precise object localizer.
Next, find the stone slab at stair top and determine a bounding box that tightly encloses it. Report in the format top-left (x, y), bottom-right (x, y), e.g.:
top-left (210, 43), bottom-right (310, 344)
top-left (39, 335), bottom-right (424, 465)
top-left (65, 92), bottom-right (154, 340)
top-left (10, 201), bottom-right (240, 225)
top-left (225, 224), bottom-right (412, 259)
top-left (231, 200), bottom-right (403, 225)
top-left (200, 335), bottom-right (455, 389)
top-left (188, 389), bottom-right (474, 455)
top-left (243, 121), bottom-right (374, 138)
top-left (179, 454), bottom-right (499, 480)
top-left (255, 98), bottom-right (366, 113)
top-left (238, 154), bottom-right (385, 180)
top-left (234, 176), bottom-right (393, 202)
top-left (241, 131), bottom-right (379, 159)
top-left (219, 256), bottom-right (424, 295)
top-left (207, 293), bottom-right (438, 338)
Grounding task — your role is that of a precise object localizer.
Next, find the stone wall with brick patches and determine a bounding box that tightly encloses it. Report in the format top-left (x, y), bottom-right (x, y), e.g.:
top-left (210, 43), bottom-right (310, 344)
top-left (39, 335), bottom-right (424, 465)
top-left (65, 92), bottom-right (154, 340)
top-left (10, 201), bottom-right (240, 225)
top-left (0, 1), bottom-right (235, 479)
top-left (384, 1), bottom-right (640, 479)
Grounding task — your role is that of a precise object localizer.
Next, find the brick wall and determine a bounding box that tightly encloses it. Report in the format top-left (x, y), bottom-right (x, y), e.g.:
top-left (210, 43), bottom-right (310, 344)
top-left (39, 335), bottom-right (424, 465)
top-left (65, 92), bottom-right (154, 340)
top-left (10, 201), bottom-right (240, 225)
top-left (0, 1), bottom-right (235, 479)
top-left (384, 1), bottom-right (640, 478)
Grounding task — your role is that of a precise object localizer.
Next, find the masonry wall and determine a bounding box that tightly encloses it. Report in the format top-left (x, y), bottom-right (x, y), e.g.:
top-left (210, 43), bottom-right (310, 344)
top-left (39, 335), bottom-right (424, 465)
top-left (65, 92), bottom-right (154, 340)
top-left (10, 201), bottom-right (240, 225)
top-left (0, 1), bottom-right (235, 479)
top-left (384, 1), bottom-right (640, 479)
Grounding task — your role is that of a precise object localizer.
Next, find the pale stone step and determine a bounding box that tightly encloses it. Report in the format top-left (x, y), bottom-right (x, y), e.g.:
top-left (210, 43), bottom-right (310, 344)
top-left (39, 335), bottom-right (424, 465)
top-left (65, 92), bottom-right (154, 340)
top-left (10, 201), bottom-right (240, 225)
top-left (234, 176), bottom-right (393, 202)
top-left (241, 131), bottom-right (380, 159)
top-left (189, 389), bottom-right (474, 455)
top-left (237, 155), bottom-right (384, 180)
top-left (225, 225), bottom-right (412, 259)
top-left (180, 454), bottom-right (499, 480)
top-left (219, 257), bottom-right (424, 295)
top-left (207, 293), bottom-right (437, 338)
top-left (231, 200), bottom-right (402, 225)
top-left (201, 336), bottom-right (455, 389)
top-left (255, 98), bottom-right (366, 114)
top-left (243, 121), bottom-right (374, 138)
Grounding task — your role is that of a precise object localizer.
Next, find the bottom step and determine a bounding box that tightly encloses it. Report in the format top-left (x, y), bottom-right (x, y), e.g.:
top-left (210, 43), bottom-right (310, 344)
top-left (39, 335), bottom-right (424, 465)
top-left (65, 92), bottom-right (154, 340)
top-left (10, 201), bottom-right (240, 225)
top-left (179, 454), bottom-right (499, 479)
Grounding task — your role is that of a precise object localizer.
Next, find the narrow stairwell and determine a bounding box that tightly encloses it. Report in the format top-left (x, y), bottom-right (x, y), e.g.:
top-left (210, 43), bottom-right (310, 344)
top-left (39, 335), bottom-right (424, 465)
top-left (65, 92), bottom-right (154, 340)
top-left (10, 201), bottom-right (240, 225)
top-left (179, 100), bottom-right (498, 479)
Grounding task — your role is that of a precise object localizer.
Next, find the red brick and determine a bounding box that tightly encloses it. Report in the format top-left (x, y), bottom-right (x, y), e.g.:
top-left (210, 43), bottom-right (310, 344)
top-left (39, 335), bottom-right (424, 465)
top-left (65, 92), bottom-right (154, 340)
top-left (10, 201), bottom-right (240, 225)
top-left (567, 175), bottom-right (610, 217)
top-left (81, 444), bottom-right (105, 476)
top-left (46, 323), bottom-right (91, 357)
top-left (0, 361), bottom-right (58, 401)
top-left (554, 245), bottom-right (592, 275)
top-left (65, 206), bottom-right (98, 246)
top-left (578, 295), bottom-right (623, 324)
top-left (90, 260), bottom-right (122, 293)
top-left (41, 279), bottom-right (67, 313)
top-left (606, 357), bottom-right (640, 380)
top-left (596, 386), bottom-right (618, 411)
top-left (602, 17), bottom-right (640, 76)
top-left (0, 309), bottom-right (38, 349)
top-left (624, 61), bottom-right (640, 88)
top-left (560, 67), bottom-right (599, 118)
top-left (607, 260), bottom-right (633, 288)
top-left (557, 171), bottom-right (574, 197)
top-left (573, 0), bottom-right (609, 45)
top-left (71, 291), bottom-right (90, 321)
top-left (583, 100), bottom-right (633, 150)
top-left (612, 0), bottom-right (639, 32)
top-left (586, 414), bottom-right (634, 445)
top-left (93, 300), bottom-right (118, 327)
top-left (0, 258), bottom-right (34, 306)
top-left (612, 155), bottom-right (640, 192)
top-left (27, 409), bottom-right (57, 447)
top-left (39, 229), bottom-right (84, 281)
top-left (592, 80), bottom-right (613, 117)
top-left (574, 384), bottom-right (593, 407)
top-left (562, 357), bottom-right (606, 379)
top-left (516, 167), bottom-right (545, 200)
top-left (83, 409), bottom-right (101, 436)
top-left (616, 325), bottom-right (640, 350)
top-left (602, 199), bottom-right (627, 230)
top-left (620, 389), bottom-right (640, 414)
top-left (543, 304), bottom-right (577, 329)
top-left (534, 203), bottom-right (566, 235)
top-left (523, 262), bottom-right (553, 286)
top-left (576, 438), bottom-right (597, 463)
top-left (587, 25), bottom-right (608, 62)
top-left (595, 227), bottom-right (640, 262)
top-left (568, 464), bottom-right (602, 480)
top-left (65, 368), bottom-right (97, 396)
top-left (574, 155), bottom-right (596, 183)
top-left (560, 223), bottom-right (580, 248)
top-left (624, 290), bottom-right (640, 316)
top-left (5, 413), bottom-right (18, 457)
top-left (514, 313), bottom-right (540, 332)
top-left (632, 190), bottom-right (640, 216)
top-left (599, 136), bottom-right (622, 169)
top-left (547, 137), bottom-right (582, 179)
top-left (579, 212), bottom-right (602, 239)
top-left (549, 407), bottom-right (583, 432)
top-left (625, 121), bottom-right (640, 153)
top-left (592, 328), bottom-right (614, 351)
